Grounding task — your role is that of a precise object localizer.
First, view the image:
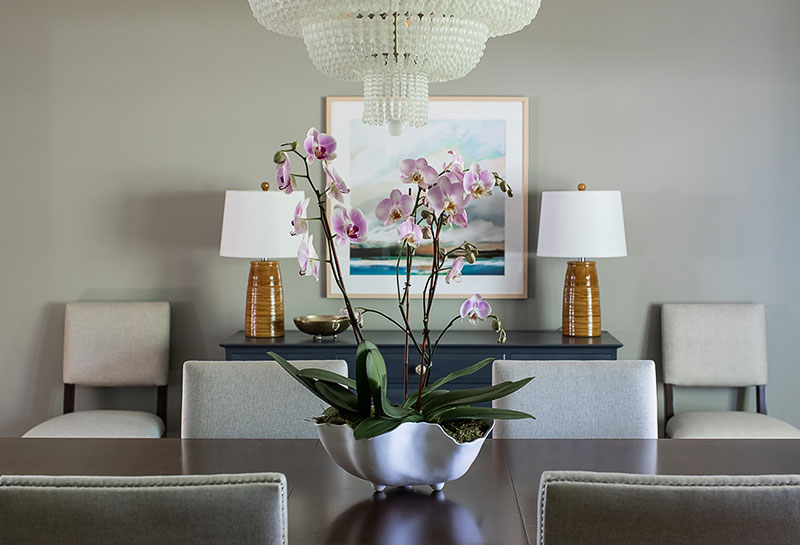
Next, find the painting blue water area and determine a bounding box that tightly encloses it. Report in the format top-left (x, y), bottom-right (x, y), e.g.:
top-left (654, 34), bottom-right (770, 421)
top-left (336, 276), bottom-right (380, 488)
top-left (350, 257), bottom-right (505, 276)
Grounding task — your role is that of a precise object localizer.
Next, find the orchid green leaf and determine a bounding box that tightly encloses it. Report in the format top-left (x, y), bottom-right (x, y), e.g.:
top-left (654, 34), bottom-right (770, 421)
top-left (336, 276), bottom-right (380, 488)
top-left (431, 406), bottom-right (535, 422)
top-left (314, 381), bottom-right (359, 413)
top-left (353, 413), bottom-right (424, 440)
top-left (353, 417), bottom-right (403, 440)
top-left (354, 341), bottom-right (373, 416)
top-left (297, 368), bottom-right (356, 389)
top-left (426, 357), bottom-right (494, 393)
top-left (358, 341), bottom-right (411, 419)
top-left (419, 390), bottom-right (452, 413)
top-left (404, 357), bottom-right (494, 408)
top-left (424, 378), bottom-right (534, 418)
top-left (365, 343), bottom-right (388, 417)
top-left (268, 351), bottom-right (345, 409)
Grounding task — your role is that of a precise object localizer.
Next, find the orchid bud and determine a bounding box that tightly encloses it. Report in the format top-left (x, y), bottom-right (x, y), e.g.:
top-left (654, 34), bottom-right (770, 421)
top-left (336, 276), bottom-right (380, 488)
top-left (507, 188), bottom-right (514, 198)
top-left (492, 319), bottom-right (501, 332)
top-left (473, 249), bottom-right (480, 256)
top-left (498, 180), bottom-right (508, 192)
top-left (288, 141), bottom-right (298, 151)
top-left (273, 150), bottom-right (286, 164)
top-left (465, 252), bottom-right (476, 264)
top-left (498, 330), bottom-right (508, 344)
top-left (421, 226), bottom-right (433, 239)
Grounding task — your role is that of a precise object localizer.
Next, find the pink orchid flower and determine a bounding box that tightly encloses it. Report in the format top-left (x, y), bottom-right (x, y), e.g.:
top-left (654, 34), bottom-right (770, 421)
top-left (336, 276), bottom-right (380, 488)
top-left (442, 151), bottom-right (465, 182)
top-left (304, 128), bottom-right (337, 164)
top-left (397, 218), bottom-right (423, 248)
top-left (297, 234), bottom-right (320, 281)
top-left (446, 256), bottom-right (465, 284)
top-left (375, 189), bottom-right (414, 226)
top-left (400, 158), bottom-right (438, 188)
top-left (460, 294), bottom-right (492, 324)
top-left (451, 209), bottom-right (469, 229)
top-left (428, 174), bottom-right (470, 226)
top-left (323, 163), bottom-right (350, 204)
top-left (462, 163), bottom-right (495, 199)
top-left (331, 205), bottom-right (368, 246)
top-left (290, 197), bottom-right (310, 237)
top-left (276, 155), bottom-right (295, 194)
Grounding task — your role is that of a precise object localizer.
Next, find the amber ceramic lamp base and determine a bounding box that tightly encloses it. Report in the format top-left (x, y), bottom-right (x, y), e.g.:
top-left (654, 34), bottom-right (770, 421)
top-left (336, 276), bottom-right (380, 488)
top-left (245, 260), bottom-right (285, 338)
top-left (562, 260), bottom-right (601, 337)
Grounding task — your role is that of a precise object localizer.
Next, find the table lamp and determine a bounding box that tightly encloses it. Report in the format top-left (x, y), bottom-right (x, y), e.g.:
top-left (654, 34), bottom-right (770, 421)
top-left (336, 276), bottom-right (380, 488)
top-left (220, 189), bottom-right (303, 338)
top-left (536, 184), bottom-right (627, 337)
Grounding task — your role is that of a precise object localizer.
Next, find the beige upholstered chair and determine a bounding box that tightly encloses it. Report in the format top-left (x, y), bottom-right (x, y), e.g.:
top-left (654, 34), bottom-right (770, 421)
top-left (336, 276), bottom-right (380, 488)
top-left (492, 360), bottom-right (658, 439)
top-left (0, 472), bottom-right (287, 545)
top-left (662, 303), bottom-right (800, 438)
top-left (537, 471), bottom-right (800, 545)
top-left (24, 302), bottom-right (170, 438)
top-left (181, 359), bottom-right (349, 439)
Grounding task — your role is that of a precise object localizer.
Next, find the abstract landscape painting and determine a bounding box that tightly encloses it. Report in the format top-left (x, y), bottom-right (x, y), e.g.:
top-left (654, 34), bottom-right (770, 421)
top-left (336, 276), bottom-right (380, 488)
top-left (326, 97), bottom-right (528, 298)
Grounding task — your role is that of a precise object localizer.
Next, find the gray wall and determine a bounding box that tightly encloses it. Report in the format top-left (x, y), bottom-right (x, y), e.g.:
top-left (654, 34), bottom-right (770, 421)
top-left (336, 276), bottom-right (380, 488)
top-left (1, 0), bottom-right (798, 436)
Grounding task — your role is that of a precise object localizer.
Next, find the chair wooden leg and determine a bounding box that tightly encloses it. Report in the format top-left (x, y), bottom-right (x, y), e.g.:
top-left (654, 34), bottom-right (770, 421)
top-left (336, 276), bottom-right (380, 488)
top-left (63, 384), bottom-right (75, 414)
top-left (663, 384), bottom-right (674, 438)
top-left (157, 385), bottom-right (168, 436)
top-left (756, 385), bottom-right (767, 415)
top-left (664, 384), bottom-right (674, 422)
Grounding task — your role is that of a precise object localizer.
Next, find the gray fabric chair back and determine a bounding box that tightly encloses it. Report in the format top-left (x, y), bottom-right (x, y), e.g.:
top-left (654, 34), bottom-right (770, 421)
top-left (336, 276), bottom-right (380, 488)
top-left (0, 472), bottom-right (287, 545)
top-left (181, 359), bottom-right (349, 439)
top-left (492, 360), bottom-right (658, 439)
top-left (662, 303), bottom-right (768, 386)
top-left (537, 471), bottom-right (800, 545)
top-left (63, 302), bottom-right (170, 386)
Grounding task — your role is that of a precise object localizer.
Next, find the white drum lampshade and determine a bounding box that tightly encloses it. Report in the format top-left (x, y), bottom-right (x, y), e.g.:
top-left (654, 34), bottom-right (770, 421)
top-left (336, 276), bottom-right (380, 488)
top-left (220, 190), bottom-right (302, 259)
top-left (537, 186), bottom-right (627, 337)
top-left (220, 190), bottom-right (304, 338)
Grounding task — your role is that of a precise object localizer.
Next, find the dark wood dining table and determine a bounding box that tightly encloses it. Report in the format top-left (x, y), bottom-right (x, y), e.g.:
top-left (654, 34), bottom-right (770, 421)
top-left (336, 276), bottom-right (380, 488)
top-left (3, 438), bottom-right (800, 545)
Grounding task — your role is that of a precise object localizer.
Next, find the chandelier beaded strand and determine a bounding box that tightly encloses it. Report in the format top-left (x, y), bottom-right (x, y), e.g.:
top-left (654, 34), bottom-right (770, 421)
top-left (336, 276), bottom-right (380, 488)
top-left (248, 1), bottom-right (542, 130)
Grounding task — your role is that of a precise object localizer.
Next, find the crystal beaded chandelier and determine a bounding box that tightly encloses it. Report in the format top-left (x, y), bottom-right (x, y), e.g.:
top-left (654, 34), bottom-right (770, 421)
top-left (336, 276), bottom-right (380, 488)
top-left (248, 1), bottom-right (541, 132)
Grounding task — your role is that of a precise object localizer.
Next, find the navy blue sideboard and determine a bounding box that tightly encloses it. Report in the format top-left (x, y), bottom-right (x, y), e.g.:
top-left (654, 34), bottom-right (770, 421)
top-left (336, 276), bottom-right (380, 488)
top-left (221, 330), bottom-right (622, 403)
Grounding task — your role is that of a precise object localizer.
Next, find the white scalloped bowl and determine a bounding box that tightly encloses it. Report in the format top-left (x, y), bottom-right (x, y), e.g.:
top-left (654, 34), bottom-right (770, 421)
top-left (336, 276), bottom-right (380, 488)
top-left (315, 420), bottom-right (493, 492)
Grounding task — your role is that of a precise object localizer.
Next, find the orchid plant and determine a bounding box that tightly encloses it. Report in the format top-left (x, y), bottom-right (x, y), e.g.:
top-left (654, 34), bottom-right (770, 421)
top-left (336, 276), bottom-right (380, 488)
top-left (267, 128), bottom-right (533, 441)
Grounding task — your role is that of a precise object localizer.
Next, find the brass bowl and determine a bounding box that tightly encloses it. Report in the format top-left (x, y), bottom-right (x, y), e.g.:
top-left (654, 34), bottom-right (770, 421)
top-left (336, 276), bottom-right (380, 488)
top-left (293, 315), bottom-right (350, 341)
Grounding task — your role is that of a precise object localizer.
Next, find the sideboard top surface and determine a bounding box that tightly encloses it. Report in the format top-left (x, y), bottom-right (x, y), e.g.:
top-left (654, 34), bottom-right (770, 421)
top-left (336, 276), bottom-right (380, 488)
top-left (221, 330), bottom-right (622, 350)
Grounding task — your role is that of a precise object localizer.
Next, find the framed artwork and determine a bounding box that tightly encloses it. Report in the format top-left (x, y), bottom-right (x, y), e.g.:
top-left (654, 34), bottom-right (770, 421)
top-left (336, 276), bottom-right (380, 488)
top-left (325, 96), bottom-right (528, 299)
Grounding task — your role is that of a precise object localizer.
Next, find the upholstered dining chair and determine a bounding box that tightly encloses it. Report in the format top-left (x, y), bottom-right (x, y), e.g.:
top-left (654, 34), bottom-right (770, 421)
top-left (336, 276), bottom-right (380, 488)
top-left (537, 471), bottom-right (800, 545)
top-left (492, 360), bottom-right (658, 439)
top-left (181, 359), bottom-right (349, 439)
top-left (0, 472), bottom-right (287, 545)
top-left (662, 303), bottom-right (800, 438)
top-left (24, 302), bottom-right (170, 438)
